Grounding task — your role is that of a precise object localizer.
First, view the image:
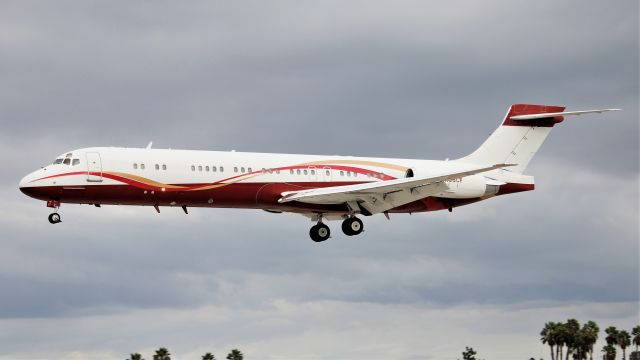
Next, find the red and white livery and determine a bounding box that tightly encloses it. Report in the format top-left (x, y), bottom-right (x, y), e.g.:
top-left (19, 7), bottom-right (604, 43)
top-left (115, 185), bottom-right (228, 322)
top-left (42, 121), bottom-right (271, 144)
top-left (19, 104), bottom-right (619, 242)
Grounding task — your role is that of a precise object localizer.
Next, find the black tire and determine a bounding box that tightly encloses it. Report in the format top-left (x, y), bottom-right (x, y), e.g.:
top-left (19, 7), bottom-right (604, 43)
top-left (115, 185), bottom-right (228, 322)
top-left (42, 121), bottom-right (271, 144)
top-left (309, 223), bottom-right (330, 242)
top-left (342, 217), bottom-right (363, 236)
top-left (48, 213), bottom-right (61, 224)
top-left (342, 218), bottom-right (354, 236)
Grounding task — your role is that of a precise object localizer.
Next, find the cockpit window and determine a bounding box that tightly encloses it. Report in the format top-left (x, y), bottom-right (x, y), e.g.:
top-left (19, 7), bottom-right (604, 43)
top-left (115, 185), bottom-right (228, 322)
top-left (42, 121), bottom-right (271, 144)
top-left (63, 158), bottom-right (71, 165)
top-left (53, 159), bottom-right (63, 165)
top-left (72, 159), bottom-right (80, 166)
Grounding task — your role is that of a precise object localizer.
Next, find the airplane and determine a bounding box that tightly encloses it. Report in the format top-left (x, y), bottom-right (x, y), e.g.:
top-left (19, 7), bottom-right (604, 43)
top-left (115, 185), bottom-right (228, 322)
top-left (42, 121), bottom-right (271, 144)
top-left (19, 104), bottom-right (619, 242)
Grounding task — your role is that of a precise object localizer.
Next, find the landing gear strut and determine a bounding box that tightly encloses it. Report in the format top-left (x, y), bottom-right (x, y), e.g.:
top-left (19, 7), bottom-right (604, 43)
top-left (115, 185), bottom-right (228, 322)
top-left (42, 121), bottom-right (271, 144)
top-left (309, 222), bottom-right (331, 242)
top-left (342, 217), bottom-right (364, 236)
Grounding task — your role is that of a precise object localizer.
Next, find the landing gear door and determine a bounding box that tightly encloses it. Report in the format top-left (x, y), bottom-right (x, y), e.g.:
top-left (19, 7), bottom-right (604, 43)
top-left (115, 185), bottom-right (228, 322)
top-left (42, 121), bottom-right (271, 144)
top-left (86, 152), bottom-right (103, 182)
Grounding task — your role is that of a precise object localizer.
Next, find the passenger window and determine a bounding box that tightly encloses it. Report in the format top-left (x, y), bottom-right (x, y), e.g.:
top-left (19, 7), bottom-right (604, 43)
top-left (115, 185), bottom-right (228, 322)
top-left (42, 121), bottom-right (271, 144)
top-left (155, 164), bottom-right (160, 170)
top-left (198, 166), bottom-right (203, 171)
top-left (290, 169), bottom-right (294, 175)
top-left (72, 159), bottom-right (80, 166)
top-left (354, 172), bottom-right (357, 177)
top-left (140, 164), bottom-right (145, 170)
top-left (276, 169), bottom-right (280, 174)
top-left (191, 165), bottom-right (195, 171)
top-left (234, 167), bottom-right (238, 173)
top-left (162, 164), bottom-right (167, 170)
top-left (310, 170), bottom-right (315, 175)
top-left (220, 166), bottom-right (224, 172)
top-left (63, 158), bottom-right (71, 165)
top-left (241, 167), bottom-right (245, 173)
top-left (347, 171), bottom-right (351, 177)
top-left (303, 169), bottom-right (308, 175)
top-left (326, 170), bottom-right (330, 176)
top-left (296, 169), bottom-right (301, 175)
top-left (269, 168), bottom-right (273, 174)
top-left (134, 163), bottom-right (138, 169)
top-left (206, 166), bottom-right (210, 171)
top-left (212, 166), bottom-right (217, 172)
top-left (248, 167), bottom-right (252, 173)
top-left (340, 171), bottom-right (344, 176)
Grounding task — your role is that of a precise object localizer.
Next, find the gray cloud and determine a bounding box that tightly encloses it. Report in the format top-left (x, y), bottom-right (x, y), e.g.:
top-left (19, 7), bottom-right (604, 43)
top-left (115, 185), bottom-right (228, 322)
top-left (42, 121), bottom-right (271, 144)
top-left (0, 0), bottom-right (637, 359)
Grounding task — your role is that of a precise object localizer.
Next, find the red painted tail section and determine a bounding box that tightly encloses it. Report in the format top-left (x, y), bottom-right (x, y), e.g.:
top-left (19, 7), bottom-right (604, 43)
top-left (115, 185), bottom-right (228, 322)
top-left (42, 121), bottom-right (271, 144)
top-left (502, 104), bottom-right (566, 127)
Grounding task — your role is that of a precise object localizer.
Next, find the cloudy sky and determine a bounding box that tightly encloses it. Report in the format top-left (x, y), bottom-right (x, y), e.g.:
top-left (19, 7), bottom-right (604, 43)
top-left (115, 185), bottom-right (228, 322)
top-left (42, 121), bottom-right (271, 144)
top-left (1, 1), bottom-right (638, 359)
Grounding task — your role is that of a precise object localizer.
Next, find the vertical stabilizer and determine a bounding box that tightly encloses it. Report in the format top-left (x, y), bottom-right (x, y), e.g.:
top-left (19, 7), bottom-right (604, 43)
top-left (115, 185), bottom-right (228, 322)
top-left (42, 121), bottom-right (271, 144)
top-left (460, 104), bottom-right (565, 174)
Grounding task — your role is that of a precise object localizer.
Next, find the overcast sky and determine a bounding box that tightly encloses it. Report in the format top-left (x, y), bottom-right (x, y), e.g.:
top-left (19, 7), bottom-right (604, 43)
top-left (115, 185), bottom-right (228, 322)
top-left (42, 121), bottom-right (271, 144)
top-left (0, 1), bottom-right (638, 359)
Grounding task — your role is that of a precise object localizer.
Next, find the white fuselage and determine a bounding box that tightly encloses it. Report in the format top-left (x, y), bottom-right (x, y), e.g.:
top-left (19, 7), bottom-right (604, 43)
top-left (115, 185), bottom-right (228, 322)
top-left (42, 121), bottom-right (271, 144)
top-left (19, 147), bottom-right (522, 215)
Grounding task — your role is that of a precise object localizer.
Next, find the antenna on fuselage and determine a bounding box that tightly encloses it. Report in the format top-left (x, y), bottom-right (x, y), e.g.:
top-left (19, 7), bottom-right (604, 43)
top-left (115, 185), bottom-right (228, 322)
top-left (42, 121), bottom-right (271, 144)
top-left (146, 141), bottom-right (153, 149)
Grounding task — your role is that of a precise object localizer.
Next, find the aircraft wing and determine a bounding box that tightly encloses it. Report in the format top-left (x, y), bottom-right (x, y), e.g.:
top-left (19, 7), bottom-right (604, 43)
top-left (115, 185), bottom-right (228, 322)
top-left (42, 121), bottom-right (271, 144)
top-left (278, 163), bottom-right (512, 215)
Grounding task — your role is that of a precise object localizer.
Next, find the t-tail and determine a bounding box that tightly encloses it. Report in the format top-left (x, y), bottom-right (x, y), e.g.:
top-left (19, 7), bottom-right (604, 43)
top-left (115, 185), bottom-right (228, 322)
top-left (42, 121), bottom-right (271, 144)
top-left (459, 104), bottom-right (620, 176)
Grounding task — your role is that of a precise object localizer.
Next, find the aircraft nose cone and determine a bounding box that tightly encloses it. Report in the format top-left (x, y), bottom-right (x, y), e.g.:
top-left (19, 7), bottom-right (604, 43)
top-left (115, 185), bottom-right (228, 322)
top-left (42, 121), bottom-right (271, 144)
top-left (19, 173), bottom-right (36, 197)
top-left (19, 174), bottom-right (29, 189)
top-left (19, 186), bottom-right (33, 197)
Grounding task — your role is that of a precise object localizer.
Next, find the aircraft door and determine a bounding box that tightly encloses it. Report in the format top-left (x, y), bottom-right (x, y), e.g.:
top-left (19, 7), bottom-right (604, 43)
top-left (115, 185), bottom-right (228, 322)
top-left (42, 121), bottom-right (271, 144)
top-left (86, 152), bottom-right (103, 182)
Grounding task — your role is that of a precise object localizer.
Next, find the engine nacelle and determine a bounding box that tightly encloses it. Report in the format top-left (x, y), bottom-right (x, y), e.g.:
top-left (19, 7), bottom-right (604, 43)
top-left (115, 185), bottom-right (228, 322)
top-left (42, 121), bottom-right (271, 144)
top-left (442, 174), bottom-right (498, 198)
top-left (406, 168), bottom-right (497, 199)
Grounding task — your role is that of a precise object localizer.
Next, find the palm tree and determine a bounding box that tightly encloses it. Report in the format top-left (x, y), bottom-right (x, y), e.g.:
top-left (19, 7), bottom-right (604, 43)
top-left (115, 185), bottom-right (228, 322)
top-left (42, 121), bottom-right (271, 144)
top-left (555, 322), bottom-right (567, 360)
top-left (460, 346), bottom-right (477, 360)
top-left (126, 354), bottom-right (144, 360)
top-left (541, 322), bottom-right (558, 360)
top-left (603, 344), bottom-right (617, 360)
top-left (619, 330), bottom-right (631, 360)
top-left (564, 318), bottom-right (581, 360)
top-left (153, 347), bottom-right (171, 360)
top-left (606, 327), bottom-right (620, 346)
top-left (582, 321), bottom-right (600, 360)
top-left (202, 353), bottom-right (216, 360)
top-left (226, 349), bottom-right (243, 360)
top-left (574, 327), bottom-right (591, 360)
top-left (632, 326), bottom-right (640, 353)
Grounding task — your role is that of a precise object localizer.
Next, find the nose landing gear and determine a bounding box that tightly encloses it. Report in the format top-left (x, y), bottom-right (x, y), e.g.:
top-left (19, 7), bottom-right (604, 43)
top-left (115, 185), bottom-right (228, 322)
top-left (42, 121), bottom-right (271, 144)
top-left (48, 212), bottom-right (61, 224)
top-left (46, 200), bottom-right (61, 224)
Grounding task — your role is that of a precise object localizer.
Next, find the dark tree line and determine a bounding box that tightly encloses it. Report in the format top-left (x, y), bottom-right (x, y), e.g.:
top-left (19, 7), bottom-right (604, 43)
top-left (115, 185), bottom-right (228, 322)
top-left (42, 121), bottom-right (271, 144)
top-left (125, 347), bottom-right (244, 360)
top-left (541, 320), bottom-right (639, 360)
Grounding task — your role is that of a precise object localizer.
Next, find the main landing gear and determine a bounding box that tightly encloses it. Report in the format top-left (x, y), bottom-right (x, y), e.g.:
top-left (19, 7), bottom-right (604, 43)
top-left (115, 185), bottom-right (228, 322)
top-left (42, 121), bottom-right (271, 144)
top-left (309, 216), bottom-right (365, 242)
top-left (342, 217), bottom-right (363, 236)
top-left (46, 200), bottom-right (61, 224)
top-left (309, 222), bottom-right (331, 242)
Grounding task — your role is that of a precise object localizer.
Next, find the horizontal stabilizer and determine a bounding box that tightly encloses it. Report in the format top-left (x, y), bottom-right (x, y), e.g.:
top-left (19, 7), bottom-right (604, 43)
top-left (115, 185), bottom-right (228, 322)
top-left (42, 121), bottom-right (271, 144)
top-left (510, 108), bottom-right (621, 120)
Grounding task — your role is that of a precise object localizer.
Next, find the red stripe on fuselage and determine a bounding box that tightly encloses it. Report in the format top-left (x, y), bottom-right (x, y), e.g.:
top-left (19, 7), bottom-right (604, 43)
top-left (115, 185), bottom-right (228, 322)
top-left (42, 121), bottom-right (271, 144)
top-left (29, 163), bottom-right (397, 193)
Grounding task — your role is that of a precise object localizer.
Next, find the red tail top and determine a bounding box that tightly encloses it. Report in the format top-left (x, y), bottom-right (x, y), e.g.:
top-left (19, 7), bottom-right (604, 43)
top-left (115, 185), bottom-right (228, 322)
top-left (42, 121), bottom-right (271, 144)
top-left (502, 104), bottom-right (566, 127)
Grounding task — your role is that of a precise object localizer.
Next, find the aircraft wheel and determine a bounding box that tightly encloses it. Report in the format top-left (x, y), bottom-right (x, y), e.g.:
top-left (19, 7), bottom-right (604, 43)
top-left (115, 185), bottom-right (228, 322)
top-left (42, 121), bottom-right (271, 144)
top-left (48, 213), bottom-right (61, 224)
top-left (310, 223), bottom-right (330, 242)
top-left (342, 217), bottom-right (363, 236)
